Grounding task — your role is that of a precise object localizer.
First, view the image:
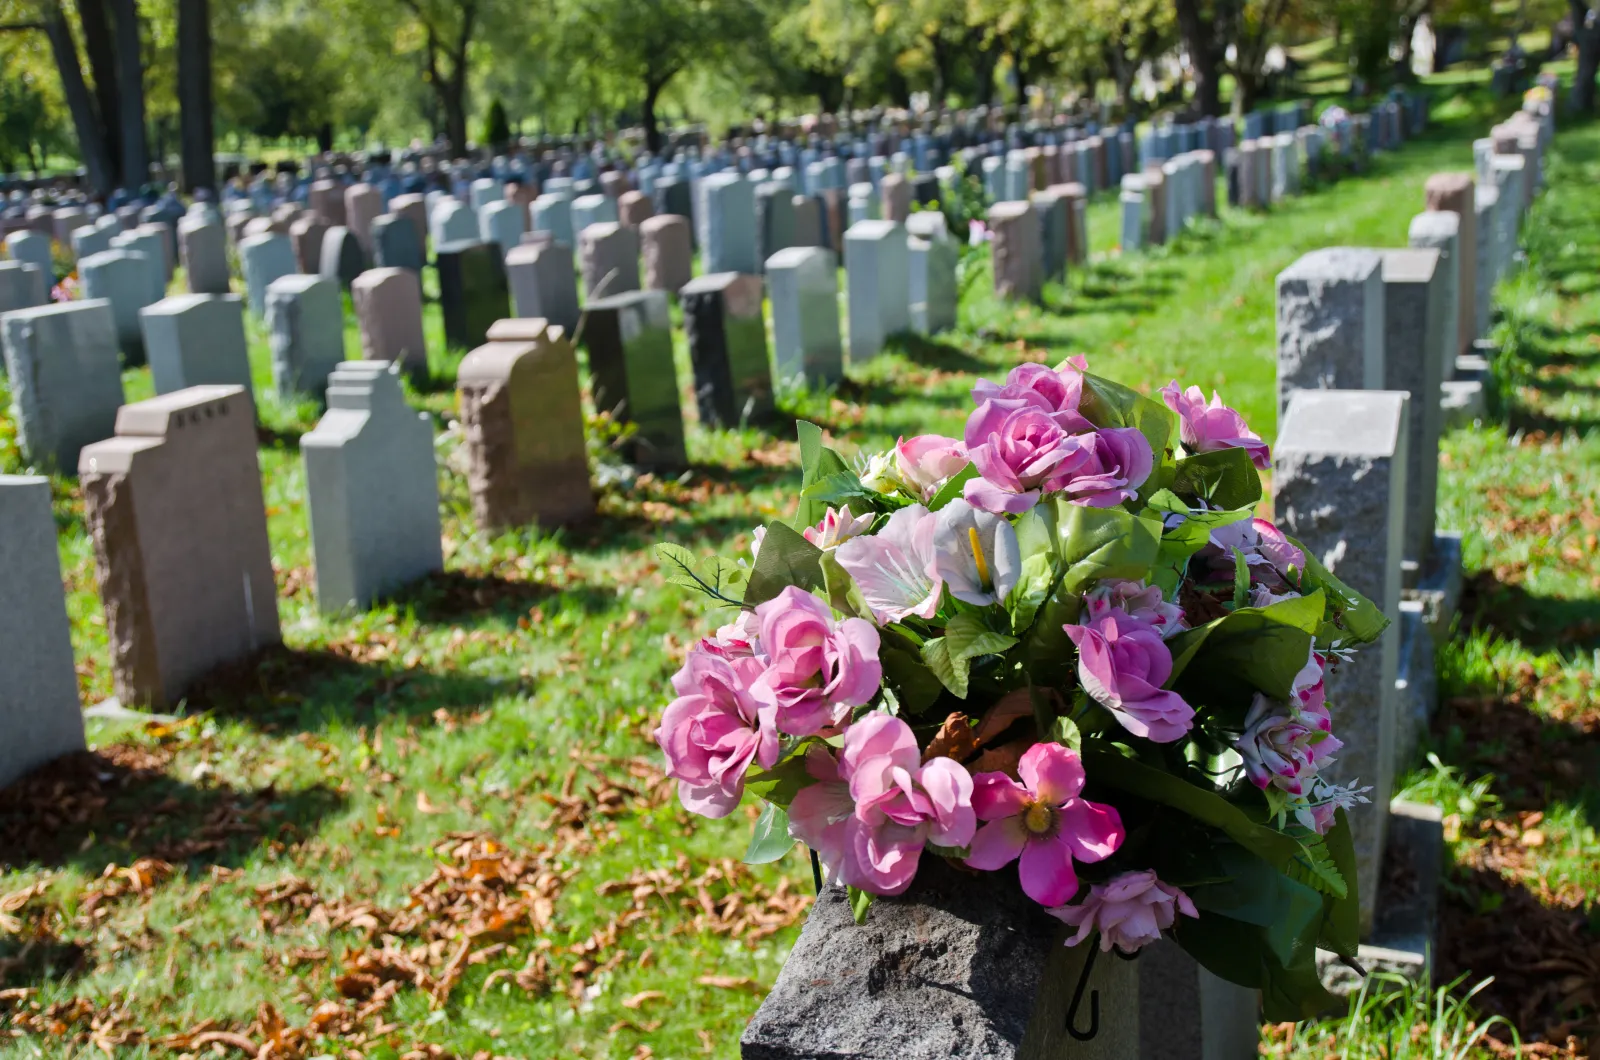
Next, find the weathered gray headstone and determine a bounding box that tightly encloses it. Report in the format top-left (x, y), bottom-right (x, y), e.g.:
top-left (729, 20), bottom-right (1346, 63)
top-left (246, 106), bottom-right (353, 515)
top-left (1381, 249), bottom-right (1445, 572)
top-left (1423, 174), bottom-right (1476, 357)
top-left (767, 246), bottom-right (843, 388)
top-left (139, 294), bottom-right (253, 397)
top-left (351, 268), bottom-right (428, 375)
top-left (756, 183), bottom-right (797, 269)
top-left (436, 240), bottom-right (510, 351)
top-left (579, 221), bottom-right (641, 299)
top-left (1276, 248), bottom-right (1385, 416)
top-left (681, 272), bottom-right (774, 428)
top-left (640, 214), bottom-right (693, 295)
top-left (701, 173), bottom-right (759, 274)
top-left (71, 221), bottom-right (114, 263)
top-left (389, 193), bottom-right (429, 248)
top-left (265, 274), bottom-right (345, 399)
top-left (988, 201), bottom-right (1041, 303)
top-left (1032, 189), bottom-right (1068, 282)
top-left (1, 300), bottom-right (125, 470)
top-left (370, 213), bottom-right (424, 272)
top-left (583, 289), bottom-right (687, 470)
top-left (532, 192), bottom-right (575, 246)
top-left (302, 362), bottom-right (442, 613)
top-left (5, 230), bottom-right (53, 278)
top-left (505, 241), bottom-right (580, 334)
top-left (479, 199), bottom-right (526, 259)
top-left (430, 198), bottom-right (478, 246)
top-left (239, 232), bottom-right (297, 318)
top-left (909, 231), bottom-right (958, 335)
top-left (0, 260), bottom-right (48, 316)
top-left (457, 319), bottom-right (594, 530)
top-left (319, 226), bottom-right (367, 289)
top-left (0, 475), bottom-right (85, 789)
top-left (1407, 212), bottom-right (1461, 386)
top-left (177, 216), bottom-right (229, 295)
top-left (79, 386), bottom-right (280, 708)
top-left (78, 249), bottom-right (158, 364)
top-left (1471, 186), bottom-right (1498, 344)
top-left (845, 219), bottom-right (910, 360)
top-left (1274, 388), bottom-right (1409, 934)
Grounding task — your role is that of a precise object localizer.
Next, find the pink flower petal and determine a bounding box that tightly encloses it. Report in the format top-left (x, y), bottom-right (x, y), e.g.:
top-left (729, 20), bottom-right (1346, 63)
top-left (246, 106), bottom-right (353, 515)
top-left (1057, 798), bottom-right (1125, 863)
top-left (1018, 743), bottom-right (1086, 804)
top-left (1017, 833), bottom-right (1081, 907)
top-left (971, 772), bottom-right (1029, 820)
top-left (964, 816), bottom-right (1029, 871)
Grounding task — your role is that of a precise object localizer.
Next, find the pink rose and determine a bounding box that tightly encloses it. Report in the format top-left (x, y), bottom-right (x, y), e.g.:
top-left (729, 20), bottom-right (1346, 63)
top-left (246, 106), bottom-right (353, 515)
top-left (895, 435), bottom-right (969, 501)
top-left (1050, 870), bottom-right (1198, 952)
top-left (971, 358), bottom-right (1093, 432)
top-left (962, 403), bottom-right (1085, 515)
top-left (698, 609), bottom-right (760, 659)
top-left (788, 714), bottom-right (976, 896)
top-left (1159, 382), bottom-right (1270, 469)
top-left (1234, 692), bottom-right (1342, 796)
top-left (749, 586), bottom-right (883, 737)
top-left (1053, 427), bottom-right (1154, 509)
top-left (1063, 611), bottom-right (1195, 743)
top-left (655, 650), bottom-right (778, 818)
top-left (965, 743), bottom-right (1124, 907)
top-left (1084, 579), bottom-right (1185, 637)
top-left (1205, 516), bottom-right (1305, 590)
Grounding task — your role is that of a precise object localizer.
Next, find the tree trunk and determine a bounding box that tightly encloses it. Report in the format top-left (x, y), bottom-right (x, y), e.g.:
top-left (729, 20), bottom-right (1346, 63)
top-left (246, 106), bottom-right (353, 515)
top-left (40, 2), bottom-right (116, 194)
top-left (443, 80), bottom-right (468, 157)
top-left (643, 78), bottom-right (664, 154)
top-left (1236, 68), bottom-right (1262, 113)
top-left (176, 0), bottom-right (214, 194)
top-left (1175, 0), bottom-right (1223, 116)
top-left (77, 0), bottom-right (122, 185)
top-left (1573, 0), bottom-right (1599, 113)
top-left (108, 0), bottom-right (148, 189)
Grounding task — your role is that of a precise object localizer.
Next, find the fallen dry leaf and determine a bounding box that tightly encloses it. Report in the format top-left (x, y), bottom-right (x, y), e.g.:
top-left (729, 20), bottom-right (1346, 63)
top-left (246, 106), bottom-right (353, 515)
top-left (621, 990), bottom-right (667, 1010)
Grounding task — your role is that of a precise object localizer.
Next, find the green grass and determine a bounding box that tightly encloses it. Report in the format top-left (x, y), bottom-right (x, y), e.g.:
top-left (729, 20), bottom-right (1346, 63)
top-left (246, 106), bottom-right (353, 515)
top-left (1, 76), bottom-right (1592, 1058)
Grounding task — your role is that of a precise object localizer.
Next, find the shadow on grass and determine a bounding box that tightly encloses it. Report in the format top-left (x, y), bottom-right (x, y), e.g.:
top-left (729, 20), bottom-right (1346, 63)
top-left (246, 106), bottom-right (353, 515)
top-left (389, 568), bottom-right (617, 624)
top-left (186, 645), bottom-right (529, 732)
top-left (1459, 570), bottom-right (1600, 652)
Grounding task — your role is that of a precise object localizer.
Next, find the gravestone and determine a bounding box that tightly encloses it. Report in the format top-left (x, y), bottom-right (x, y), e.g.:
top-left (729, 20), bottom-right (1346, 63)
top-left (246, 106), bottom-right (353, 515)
top-left (78, 386), bottom-right (280, 708)
top-left (756, 184), bottom-right (797, 268)
top-left (583, 289), bottom-right (687, 470)
top-left (1274, 388), bottom-right (1409, 934)
top-left (319, 226), bottom-right (367, 289)
top-left (701, 174), bottom-right (759, 274)
top-left (479, 199), bottom-right (527, 259)
top-left (470, 177), bottom-right (503, 210)
top-left (1196, 149), bottom-right (1218, 217)
top-left (1032, 189), bottom-right (1067, 282)
top-left (290, 215), bottom-right (331, 275)
top-left (1471, 186), bottom-right (1498, 344)
top-left (1275, 248), bottom-right (1384, 416)
top-left (681, 272), bottom-right (774, 428)
top-left (792, 196), bottom-right (822, 248)
top-left (302, 362), bottom-right (442, 613)
top-left (767, 246), bottom-right (843, 387)
top-left (371, 213), bottom-right (425, 272)
top-left (618, 190), bottom-right (654, 229)
top-left (505, 242), bottom-right (580, 334)
top-left (1422, 174), bottom-right (1476, 357)
top-left (178, 216), bottom-right (230, 295)
top-left (6, 230), bottom-right (53, 278)
top-left (533, 193), bottom-right (575, 246)
top-left (345, 183), bottom-right (383, 256)
top-left (1381, 249), bottom-right (1446, 573)
top-left (0, 300), bottom-right (125, 470)
top-left (578, 221), bottom-right (641, 299)
top-left (640, 214), bottom-right (693, 295)
top-left (742, 859), bottom-right (1140, 1059)
top-left (436, 240), bottom-right (510, 351)
top-left (0, 260), bottom-right (48, 315)
top-left (139, 294), bottom-right (253, 397)
top-left (572, 193), bottom-right (619, 233)
top-left (310, 179), bottom-right (347, 225)
top-left (845, 219), bottom-right (911, 360)
top-left (0, 475), bottom-right (85, 790)
top-left (265, 274), bottom-right (345, 399)
top-left (389, 193), bottom-right (429, 247)
top-left (1121, 186), bottom-right (1145, 253)
top-left (1487, 155), bottom-right (1526, 286)
top-left (79, 249), bottom-right (159, 364)
top-left (880, 172), bottom-right (912, 223)
top-left (908, 231), bottom-right (958, 335)
top-left (1237, 141), bottom-right (1261, 209)
top-left (110, 227), bottom-right (170, 299)
top-left (430, 199), bottom-right (478, 246)
top-left (457, 319), bottom-right (594, 529)
top-left (239, 233), bottom-right (297, 318)
top-left (1144, 167), bottom-right (1168, 245)
top-left (351, 268), bottom-right (428, 375)
top-left (988, 202), bottom-right (1041, 303)
top-left (1406, 212), bottom-right (1462, 386)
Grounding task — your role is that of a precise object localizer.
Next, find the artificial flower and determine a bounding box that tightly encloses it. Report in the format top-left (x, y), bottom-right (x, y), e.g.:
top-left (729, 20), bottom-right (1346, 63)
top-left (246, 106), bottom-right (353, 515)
top-left (1053, 427), bottom-right (1154, 508)
top-left (932, 499), bottom-right (1022, 607)
top-left (1292, 777), bottom-right (1373, 835)
top-left (1050, 870), bottom-right (1198, 952)
top-left (963, 403), bottom-right (1085, 514)
top-left (804, 505), bottom-right (874, 550)
top-left (1234, 691), bottom-right (1342, 796)
top-left (966, 743), bottom-right (1124, 907)
top-left (1084, 579), bottom-right (1185, 637)
top-left (748, 586), bottom-right (882, 736)
top-left (834, 504), bottom-right (944, 624)
top-left (1159, 382), bottom-right (1271, 469)
top-left (971, 358), bottom-right (1093, 432)
top-left (655, 650), bottom-right (777, 818)
top-left (1063, 611), bottom-right (1195, 742)
top-left (895, 435), bottom-right (969, 501)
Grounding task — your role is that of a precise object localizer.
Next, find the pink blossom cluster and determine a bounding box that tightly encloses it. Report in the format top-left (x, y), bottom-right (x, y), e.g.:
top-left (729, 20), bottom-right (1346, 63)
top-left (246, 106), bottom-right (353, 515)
top-left (1064, 580), bottom-right (1196, 744)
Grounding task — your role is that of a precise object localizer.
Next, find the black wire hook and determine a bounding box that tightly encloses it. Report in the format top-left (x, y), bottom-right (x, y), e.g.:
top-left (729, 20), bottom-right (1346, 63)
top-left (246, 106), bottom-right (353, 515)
top-left (1064, 941), bottom-right (1101, 1041)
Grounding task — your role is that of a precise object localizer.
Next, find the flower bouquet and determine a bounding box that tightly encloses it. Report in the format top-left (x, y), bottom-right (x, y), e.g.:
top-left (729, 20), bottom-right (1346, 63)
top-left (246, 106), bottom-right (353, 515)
top-left (654, 358), bottom-right (1389, 1019)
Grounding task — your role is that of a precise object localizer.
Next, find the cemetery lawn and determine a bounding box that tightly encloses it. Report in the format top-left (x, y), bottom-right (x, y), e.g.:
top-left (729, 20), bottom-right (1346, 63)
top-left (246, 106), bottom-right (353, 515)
top-left (3, 87), bottom-right (1594, 1059)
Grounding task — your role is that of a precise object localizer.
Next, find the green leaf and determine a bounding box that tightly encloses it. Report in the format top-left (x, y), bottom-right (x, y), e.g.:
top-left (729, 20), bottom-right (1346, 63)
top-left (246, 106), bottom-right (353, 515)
top-left (1285, 832), bottom-right (1347, 899)
top-left (1316, 808), bottom-right (1362, 958)
top-left (1141, 492), bottom-right (1254, 596)
top-left (744, 803), bottom-right (795, 864)
top-left (1078, 371), bottom-right (1175, 478)
top-left (1051, 712), bottom-right (1083, 751)
top-left (1164, 591), bottom-right (1324, 710)
top-left (1230, 548), bottom-right (1250, 611)
top-left (800, 469), bottom-right (876, 507)
top-left (1289, 537), bottom-right (1392, 647)
top-left (1053, 500), bottom-right (1164, 598)
top-left (796, 420), bottom-right (852, 531)
top-left (1081, 740), bottom-right (1303, 870)
top-left (819, 551), bottom-right (868, 620)
top-left (744, 752), bottom-right (814, 808)
top-left (1187, 844), bottom-right (1325, 970)
top-left (1175, 911), bottom-right (1338, 1022)
top-left (945, 611), bottom-right (1019, 662)
top-left (849, 885), bottom-right (874, 923)
top-left (654, 543), bottom-right (744, 606)
top-left (927, 462), bottom-right (980, 510)
top-left (743, 521), bottom-right (825, 606)
top-left (880, 641), bottom-right (946, 713)
top-left (921, 637), bottom-right (969, 699)
top-left (1171, 447), bottom-right (1264, 511)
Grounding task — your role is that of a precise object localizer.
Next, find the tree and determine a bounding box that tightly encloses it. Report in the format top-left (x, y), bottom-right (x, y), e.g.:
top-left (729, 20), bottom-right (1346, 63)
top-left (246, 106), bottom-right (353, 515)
top-left (1572, 0), bottom-right (1599, 111)
top-left (1174, 0), bottom-right (1227, 114)
top-left (1227, 0), bottom-right (1294, 113)
top-left (109, 0), bottom-right (148, 185)
top-left (176, 0), bottom-right (214, 192)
